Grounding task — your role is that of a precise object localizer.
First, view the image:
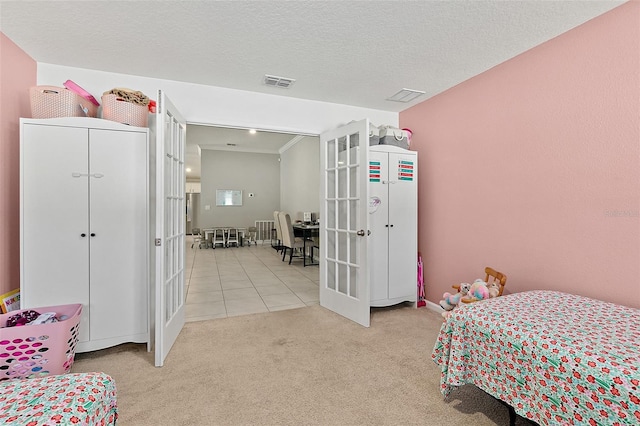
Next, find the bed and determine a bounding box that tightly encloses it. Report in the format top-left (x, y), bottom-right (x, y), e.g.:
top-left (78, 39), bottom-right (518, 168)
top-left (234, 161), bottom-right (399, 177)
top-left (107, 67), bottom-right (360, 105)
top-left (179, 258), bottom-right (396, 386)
top-left (432, 290), bottom-right (640, 426)
top-left (0, 372), bottom-right (117, 425)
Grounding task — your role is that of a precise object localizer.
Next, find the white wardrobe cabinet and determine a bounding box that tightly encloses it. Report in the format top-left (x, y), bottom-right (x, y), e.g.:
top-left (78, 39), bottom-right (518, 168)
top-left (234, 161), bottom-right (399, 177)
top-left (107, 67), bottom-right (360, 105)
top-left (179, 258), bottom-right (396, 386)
top-left (20, 117), bottom-right (150, 353)
top-left (368, 145), bottom-right (418, 307)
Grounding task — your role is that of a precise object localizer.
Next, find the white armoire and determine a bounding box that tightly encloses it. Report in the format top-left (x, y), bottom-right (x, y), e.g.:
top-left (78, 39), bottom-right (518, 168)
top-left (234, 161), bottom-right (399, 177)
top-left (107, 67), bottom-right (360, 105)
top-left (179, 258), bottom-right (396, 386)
top-left (368, 144), bottom-right (418, 307)
top-left (20, 117), bottom-right (150, 353)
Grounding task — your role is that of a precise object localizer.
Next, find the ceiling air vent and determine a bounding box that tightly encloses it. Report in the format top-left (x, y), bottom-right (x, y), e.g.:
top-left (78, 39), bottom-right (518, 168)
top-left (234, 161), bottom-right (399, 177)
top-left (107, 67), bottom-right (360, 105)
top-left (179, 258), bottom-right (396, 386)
top-left (386, 88), bottom-right (425, 103)
top-left (263, 74), bottom-right (296, 89)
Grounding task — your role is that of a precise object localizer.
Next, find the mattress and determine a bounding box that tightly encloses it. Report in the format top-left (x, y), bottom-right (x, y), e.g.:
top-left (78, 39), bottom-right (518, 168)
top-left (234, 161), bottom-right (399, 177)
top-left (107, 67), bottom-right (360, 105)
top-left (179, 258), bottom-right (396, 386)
top-left (432, 290), bottom-right (640, 425)
top-left (0, 372), bottom-right (117, 425)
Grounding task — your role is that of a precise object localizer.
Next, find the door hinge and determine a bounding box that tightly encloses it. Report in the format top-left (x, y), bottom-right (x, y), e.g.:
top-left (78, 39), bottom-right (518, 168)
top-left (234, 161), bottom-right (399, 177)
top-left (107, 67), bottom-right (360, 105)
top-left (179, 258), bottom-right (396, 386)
top-left (155, 238), bottom-right (162, 246)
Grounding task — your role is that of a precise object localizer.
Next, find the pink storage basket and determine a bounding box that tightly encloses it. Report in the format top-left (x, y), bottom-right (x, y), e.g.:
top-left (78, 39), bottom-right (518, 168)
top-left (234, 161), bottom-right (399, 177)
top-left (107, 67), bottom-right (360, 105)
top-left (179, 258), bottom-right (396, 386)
top-left (29, 86), bottom-right (98, 118)
top-left (0, 303), bottom-right (82, 381)
top-left (101, 94), bottom-right (148, 127)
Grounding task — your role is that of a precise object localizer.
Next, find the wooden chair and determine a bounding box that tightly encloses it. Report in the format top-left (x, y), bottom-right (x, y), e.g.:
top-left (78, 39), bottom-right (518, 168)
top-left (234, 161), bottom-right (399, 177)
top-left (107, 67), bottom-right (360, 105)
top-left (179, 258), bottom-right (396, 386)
top-left (453, 267), bottom-right (507, 303)
top-left (483, 267), bottom-right (507, 297)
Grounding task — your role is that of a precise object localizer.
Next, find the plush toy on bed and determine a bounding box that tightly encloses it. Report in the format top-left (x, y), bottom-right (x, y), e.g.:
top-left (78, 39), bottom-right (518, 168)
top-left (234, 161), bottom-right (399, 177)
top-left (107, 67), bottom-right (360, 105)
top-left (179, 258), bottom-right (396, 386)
top-left (439, 282), bottom-right (471, 312)
top-left (487, 281), bottom-right (500, 298)
top-left (461, 279), bottom-right (490, 303)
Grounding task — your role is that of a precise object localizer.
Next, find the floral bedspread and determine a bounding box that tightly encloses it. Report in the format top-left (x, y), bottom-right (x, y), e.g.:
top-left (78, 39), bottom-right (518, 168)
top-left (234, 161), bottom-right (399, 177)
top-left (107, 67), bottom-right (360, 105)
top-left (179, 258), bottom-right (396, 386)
top-left (0, 372), bottom-right (117, 425)
top-left (431, 290), bottom-right (640, 425)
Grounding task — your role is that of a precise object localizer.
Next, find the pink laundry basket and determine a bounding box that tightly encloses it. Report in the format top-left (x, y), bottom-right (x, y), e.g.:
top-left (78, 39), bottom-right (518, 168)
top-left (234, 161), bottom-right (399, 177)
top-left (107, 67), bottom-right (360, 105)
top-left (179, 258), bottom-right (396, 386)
top-left (101, 94), bottom-right (149, 127)
top-left (0, 303), bottom-right (82, 381)
top-left (29, 86), bottom-right (98, 118)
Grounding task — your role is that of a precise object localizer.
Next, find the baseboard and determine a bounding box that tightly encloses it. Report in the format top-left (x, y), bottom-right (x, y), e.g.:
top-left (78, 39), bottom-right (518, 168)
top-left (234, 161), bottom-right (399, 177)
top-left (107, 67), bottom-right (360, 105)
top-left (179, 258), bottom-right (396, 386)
top-left (425, 300), bottom-right (443, 315)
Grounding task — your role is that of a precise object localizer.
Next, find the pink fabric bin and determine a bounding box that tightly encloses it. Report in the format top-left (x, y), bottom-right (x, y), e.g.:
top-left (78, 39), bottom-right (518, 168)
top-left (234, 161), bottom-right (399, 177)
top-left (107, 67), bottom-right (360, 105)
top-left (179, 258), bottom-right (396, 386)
top-left (0, 303), bottom-right (82, 381)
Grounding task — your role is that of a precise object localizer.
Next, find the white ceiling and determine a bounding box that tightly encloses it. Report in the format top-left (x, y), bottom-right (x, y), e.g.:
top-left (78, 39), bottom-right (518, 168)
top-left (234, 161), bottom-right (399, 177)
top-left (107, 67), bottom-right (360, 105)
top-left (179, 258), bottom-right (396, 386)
top-left (0, 1), bottom-right (623, 113)
top-left (0, 1), bottom-right (624, 181)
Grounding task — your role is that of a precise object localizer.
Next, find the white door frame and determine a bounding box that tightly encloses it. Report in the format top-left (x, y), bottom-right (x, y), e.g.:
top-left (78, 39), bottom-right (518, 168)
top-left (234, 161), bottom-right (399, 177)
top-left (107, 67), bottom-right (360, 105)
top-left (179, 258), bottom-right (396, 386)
top-left (154, 90), bottom-right (187, 367)
top-left (319, 119), bottom-right (370, 327)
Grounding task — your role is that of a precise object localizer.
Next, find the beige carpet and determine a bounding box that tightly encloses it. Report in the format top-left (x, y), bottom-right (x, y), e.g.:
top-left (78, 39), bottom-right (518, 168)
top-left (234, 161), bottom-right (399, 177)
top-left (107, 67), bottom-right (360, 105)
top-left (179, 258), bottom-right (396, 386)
top-left (72, 305), bottom-right (536, 426)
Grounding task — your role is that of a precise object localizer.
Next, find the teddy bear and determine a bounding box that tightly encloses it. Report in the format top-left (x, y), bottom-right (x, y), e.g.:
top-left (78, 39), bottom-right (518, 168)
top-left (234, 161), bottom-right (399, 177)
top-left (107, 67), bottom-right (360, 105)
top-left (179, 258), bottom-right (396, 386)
top-left (461, 279), bottom-right (490, 303)
top-left (439, 282), bottom-right (471, 311)
top-left (487, 281), bottom-right (500, 298)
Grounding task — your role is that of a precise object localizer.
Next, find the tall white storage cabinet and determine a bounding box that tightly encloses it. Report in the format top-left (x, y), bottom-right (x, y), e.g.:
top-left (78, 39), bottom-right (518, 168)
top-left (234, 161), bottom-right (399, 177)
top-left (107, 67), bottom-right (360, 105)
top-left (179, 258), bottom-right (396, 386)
top-left (368, 145), bottom-right (418, 307)
top-left (20, 117), bottom-right (150, 353)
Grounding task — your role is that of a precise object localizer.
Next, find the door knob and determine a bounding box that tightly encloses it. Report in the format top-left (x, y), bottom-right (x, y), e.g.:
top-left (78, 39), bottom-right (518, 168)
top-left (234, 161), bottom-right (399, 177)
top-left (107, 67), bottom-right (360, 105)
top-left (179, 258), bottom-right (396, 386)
top-left (90, 233), bottom-right (96, 237)
top-left (357, 230), bottom-right (365, 236)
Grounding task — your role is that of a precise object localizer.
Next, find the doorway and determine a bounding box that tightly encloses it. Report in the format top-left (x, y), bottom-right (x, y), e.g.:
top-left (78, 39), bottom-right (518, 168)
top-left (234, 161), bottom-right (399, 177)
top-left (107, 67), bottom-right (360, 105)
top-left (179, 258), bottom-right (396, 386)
top-left (184, 124), bottom-right (321, 321)
top-left (185, 124), bottom-right (320, 235)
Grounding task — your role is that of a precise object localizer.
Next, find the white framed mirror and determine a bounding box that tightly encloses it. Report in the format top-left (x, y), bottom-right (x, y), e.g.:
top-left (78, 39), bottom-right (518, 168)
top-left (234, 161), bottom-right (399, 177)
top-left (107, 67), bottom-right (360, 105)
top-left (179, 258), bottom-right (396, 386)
top-left (216, 189), bottom-right (242, 206)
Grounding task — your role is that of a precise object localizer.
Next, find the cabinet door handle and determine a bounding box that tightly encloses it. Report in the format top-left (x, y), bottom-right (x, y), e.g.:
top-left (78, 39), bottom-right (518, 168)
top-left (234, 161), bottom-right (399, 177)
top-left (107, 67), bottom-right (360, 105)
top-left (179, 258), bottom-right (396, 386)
top-left (92, 173), bottom-right (104, 178)
top-left (90, 233), bottom-right (96, 237)
top-left (72, 172), bottom-right (89, 178)
top-left (390, 224), bottom-right (394, 227)
top-left (81, 233), bottom-right (86, 237)
top-left (385, 224), bottom-right (389, 227)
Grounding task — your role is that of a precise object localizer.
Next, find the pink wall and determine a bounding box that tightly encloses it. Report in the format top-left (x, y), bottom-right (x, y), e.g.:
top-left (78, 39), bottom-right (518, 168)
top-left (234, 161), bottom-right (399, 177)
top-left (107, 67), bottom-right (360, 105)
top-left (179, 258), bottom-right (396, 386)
top-left (401, 3), bottom-right (640, 309)
top-left (0, 33), bottom-right (36, 295)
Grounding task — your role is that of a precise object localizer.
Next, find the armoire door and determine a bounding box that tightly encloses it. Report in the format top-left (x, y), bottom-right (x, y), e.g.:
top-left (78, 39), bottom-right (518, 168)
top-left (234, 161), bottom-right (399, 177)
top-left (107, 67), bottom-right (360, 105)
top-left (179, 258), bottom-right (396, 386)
top-left (387, 151), bottom-right (418, 300)
top-left (21, 123), bottom-right (91, 343)
top-left (89, 128), bottom-right (148, 342)
top-left (368, 150), bottom-right (390, 304)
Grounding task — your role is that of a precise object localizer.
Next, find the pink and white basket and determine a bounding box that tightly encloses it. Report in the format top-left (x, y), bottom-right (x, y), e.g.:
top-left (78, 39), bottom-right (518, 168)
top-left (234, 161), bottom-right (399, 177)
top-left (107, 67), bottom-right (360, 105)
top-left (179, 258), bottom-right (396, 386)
top-left (101, 94), bottom-right (149, 127)
top-left (29, 86), bottom-right (98, 118)
top-left (0, 303), bottom-right (82, 381)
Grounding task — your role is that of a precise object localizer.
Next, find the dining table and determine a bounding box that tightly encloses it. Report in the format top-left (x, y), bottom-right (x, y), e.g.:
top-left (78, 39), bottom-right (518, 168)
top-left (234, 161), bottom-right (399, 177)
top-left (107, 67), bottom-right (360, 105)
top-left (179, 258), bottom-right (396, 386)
top-left (292, 223), bottom-right (319, 266)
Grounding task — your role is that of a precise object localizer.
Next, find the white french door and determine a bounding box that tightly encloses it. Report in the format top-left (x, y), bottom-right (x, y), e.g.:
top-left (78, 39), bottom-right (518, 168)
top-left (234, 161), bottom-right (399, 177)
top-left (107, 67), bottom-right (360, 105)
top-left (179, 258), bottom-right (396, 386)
top-left (319, 119), bottom-right (370, 327)
top-left (154, 91), bottom-right (187, 366)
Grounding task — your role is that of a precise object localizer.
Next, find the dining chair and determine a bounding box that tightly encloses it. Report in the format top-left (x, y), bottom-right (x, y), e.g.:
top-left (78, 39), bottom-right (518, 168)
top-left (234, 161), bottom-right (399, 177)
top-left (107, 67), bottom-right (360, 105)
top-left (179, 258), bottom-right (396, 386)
top-left (226, 228), bottom-right (240, 247)
top-left (273, 211), bottom-right (284, 252)
top-left (244, 226), bottom-right (257, 246)
top-left (278, 212), bottom-right (308, 264)
top-left (190, 228), bottom-right (204, 249)
top-left (212, 228), bottom-right (226, 249)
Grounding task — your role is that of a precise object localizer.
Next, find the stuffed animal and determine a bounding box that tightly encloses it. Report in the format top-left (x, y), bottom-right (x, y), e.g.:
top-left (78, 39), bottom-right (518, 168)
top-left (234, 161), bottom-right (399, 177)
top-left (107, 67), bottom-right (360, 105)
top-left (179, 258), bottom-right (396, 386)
top-left (439, 282), bottom-right (471, 311)
top-left (461, 279), bottom-right (490, 303)
top-left (487, 281), bottom-right (500, 298)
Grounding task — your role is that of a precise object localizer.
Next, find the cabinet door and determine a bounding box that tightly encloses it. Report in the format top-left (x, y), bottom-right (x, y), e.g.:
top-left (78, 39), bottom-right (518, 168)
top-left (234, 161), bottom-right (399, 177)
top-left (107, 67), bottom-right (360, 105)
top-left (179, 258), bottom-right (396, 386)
top-left (388, 152), bottom-right (417, 300)
top-left (21, 124), bottom-right (91, 343)
top-left (88, 129), bottom-right (148, 341)
top-left (368, 151), bottom-right (389, 303)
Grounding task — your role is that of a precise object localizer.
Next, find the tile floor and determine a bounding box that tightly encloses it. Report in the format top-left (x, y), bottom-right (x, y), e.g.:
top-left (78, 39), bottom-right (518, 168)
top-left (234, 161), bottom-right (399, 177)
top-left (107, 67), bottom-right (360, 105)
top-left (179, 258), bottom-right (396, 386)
top-left (184, 236), bottom-right (319, 322)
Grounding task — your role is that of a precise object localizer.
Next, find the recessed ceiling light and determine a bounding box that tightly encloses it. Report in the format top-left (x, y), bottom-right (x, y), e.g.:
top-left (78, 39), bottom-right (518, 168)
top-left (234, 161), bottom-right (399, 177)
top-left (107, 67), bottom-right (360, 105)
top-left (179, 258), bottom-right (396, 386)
top-left (386, 88), bottom-right (426, 103)
top-left (186, 168), bottom-right (192, 172)
top-left (263, 74), bottom-right (296, 89)
top-left (249, 129), bottom-right (256, 134)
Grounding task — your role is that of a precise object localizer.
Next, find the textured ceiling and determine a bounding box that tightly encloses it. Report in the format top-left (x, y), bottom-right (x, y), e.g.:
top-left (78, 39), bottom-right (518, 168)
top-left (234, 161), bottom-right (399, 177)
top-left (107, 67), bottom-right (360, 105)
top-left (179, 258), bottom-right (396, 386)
top-left (0, 0), bottom-right (624, 113)
top-left (1, 1), bottom-right (624, 181)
